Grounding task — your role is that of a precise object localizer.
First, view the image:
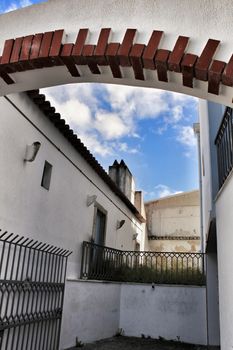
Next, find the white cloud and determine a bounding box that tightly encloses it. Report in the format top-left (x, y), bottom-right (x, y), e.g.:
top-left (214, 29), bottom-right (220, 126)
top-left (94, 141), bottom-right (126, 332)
top-left (117, 142), bottom-right (139, 154)
top-left (170, 91), bottom-right (198, 105)
top-left (56, 99), bottom-right (92, 131)
top-left (105, 85), bottom-right (168, 119)
top-left (42, 84), bottom-right (151, 156)
top-left (171, 105), bottom-right (183, 123)
top-left (146, 184), bottom-right (182, 200)
top-left (42, 84), bottom-right (98, 108)
top-left (156, 125), bottom-right (167, 135)
top-left (78, 132), bottom-right (113, 157)
top-left (42, 85), bottom-right (115, 157)
top-left (95, 111), bottom-right (130, 140)
top-left (42, 86), bottom-right (98, 132)
top-left (4, 0), bottom-right (32, 12)
top-left (41, 83), bottom-right (198, 161)
top-left (176, 126), bottom-right (196, 148)
top-left (21, 0), bottom-right (32, 6)
top-left (4, 3), bottom-right (18, 11)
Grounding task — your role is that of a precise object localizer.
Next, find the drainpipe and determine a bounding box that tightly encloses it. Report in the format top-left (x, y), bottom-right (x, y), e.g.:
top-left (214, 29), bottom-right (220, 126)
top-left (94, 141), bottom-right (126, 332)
top-left (193, 123), bottom-right (204, 253)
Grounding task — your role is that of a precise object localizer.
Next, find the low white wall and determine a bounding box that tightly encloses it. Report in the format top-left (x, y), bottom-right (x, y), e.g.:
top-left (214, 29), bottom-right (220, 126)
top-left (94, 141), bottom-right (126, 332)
top-left (216, 174), bottom-right (233, 350)
top-left (119, 284), bottom-right (207, 345)
top-left (60, 280), bottom-right (207, 349)
top-left (60, 280), bottom-right (121, 349)
top-left (206, 253), bottom-right (220, 346)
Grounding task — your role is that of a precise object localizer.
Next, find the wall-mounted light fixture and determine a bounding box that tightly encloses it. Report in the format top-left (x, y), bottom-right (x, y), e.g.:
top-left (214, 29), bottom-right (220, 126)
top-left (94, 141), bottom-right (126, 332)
top-left (132, 233), bottom-right (138, 240)
top-left (86, 195), bottom-right (97, 207)
top-left (24, 142), bottom-right (41, 162)
top-left (116, 220), bottom-right (125, 230)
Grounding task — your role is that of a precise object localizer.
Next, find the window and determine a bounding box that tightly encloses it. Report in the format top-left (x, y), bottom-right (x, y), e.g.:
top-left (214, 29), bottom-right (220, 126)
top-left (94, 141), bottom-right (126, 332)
top-left (92, 206), bottom-right (107, 246)
top-left (90, 206), bottom-right (107, 273)
top-left (41, 161), bottom-right (52, 190)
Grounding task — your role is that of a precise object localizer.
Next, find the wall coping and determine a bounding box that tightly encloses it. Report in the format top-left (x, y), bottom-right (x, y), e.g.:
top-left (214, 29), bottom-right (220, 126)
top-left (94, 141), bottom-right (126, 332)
top-left (67, 278), bottom-right (206, 288)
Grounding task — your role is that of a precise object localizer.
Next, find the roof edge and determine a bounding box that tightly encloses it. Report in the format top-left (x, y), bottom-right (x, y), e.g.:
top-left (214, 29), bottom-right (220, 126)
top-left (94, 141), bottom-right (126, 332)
top-left (145, 189), bottom-right (199, 205)
top-left (26, 90), bottom-right (145, 223)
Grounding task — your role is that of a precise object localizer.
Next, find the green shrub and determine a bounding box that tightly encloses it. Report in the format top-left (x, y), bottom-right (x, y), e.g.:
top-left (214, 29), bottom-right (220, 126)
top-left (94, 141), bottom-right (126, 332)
top-left (111, 264), bottom-right (205, 285)
top-left (87, 258), bottom-right (205, 285)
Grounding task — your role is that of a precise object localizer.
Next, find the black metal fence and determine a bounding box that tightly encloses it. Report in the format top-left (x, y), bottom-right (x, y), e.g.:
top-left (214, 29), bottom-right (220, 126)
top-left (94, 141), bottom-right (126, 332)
top-left (215, 106), bottom-right (233, 188)
top-left (0, 229), bottom-right (72, 350)
top-left (80, 241), bottom-right (205, 285)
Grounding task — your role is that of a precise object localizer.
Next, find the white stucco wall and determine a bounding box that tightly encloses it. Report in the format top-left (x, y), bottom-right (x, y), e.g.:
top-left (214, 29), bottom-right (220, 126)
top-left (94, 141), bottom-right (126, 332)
top-left (146, 191), bottom-right (200, 252)
top-left (120, 284), bottom-right (207, 345)
top-left (146, 191), bottom-right (200, 237)
top-left (0, 1), bottom-right (232, 107)
top-left (199, 100), bottom-right (212, 243)
top-left (148, 238), bottom-right (200, 253)
top-left (148, 206), bottom-right (200, 237)
top-left (199, 99), bottom-right (224, 244)
top-left (61, 280), bottom-right (121, 349)
top-left (0, 92), bottom-right (143, 279)
top-left (60, 280), bottom-right (207, 349)
top-left (206, 253), bottom-right (220, 346)
top-left (215, 175), bottom-right (233, 350)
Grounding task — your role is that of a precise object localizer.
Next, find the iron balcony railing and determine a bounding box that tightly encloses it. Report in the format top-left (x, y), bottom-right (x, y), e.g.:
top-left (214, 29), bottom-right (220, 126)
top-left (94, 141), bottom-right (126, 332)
top-left (215, 107), bottom-right (233, 189)
top-left (80, 241), bottom-right (205, 286)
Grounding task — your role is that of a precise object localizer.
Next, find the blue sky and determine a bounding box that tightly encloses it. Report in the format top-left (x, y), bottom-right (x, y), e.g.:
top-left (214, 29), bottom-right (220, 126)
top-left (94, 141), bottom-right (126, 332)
top-left (42, 84), bottom-right (199, 200)
top-left (0, 0), bottom-right (44, 13)
top-left (0, 0), bottom-right (199, 200)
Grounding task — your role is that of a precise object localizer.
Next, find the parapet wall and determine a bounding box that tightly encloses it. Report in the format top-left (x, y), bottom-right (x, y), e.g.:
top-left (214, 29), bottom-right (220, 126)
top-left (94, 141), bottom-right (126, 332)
top-left (61, 280), bottom-right (207, 349)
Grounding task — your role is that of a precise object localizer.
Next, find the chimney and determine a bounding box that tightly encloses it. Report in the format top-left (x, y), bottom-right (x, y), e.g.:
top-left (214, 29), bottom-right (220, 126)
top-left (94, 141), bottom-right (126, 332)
top-left (109, 160), bottom-right (134, 203)
top-left (134, 191), bottom-right (146, 220)
top-left (109, 160), bottom-right (119, 184)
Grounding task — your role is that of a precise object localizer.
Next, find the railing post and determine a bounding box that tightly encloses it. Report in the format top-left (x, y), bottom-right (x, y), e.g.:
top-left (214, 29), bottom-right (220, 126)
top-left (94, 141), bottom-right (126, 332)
top-left (80, 241), bottom-right (85, 279)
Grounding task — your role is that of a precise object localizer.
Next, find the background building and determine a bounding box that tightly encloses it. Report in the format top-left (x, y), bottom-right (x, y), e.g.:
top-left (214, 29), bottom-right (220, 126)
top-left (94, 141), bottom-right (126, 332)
top-left (146, 191), bottom-right (201, 252)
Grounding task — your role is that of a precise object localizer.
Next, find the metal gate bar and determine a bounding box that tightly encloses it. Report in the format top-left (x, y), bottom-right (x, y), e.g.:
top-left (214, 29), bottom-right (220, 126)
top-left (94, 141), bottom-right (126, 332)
top-left (0, 229), bottom-right (72, 350)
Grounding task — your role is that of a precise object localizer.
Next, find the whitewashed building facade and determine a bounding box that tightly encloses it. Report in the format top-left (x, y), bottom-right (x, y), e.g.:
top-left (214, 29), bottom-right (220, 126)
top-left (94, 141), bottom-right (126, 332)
top-left (0, 90), bottom-right (150, 348)
top-left (145, 190), bottom-right (201, 253)
top-left (0, 90), bottom-right (148, 272)
top-left (199, 100), bottom-right (233, 349)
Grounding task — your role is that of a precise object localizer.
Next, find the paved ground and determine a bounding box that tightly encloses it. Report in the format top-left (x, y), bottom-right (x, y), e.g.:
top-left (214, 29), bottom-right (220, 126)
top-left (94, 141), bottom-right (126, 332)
top-left (71, 336), bottom-right (207, 350)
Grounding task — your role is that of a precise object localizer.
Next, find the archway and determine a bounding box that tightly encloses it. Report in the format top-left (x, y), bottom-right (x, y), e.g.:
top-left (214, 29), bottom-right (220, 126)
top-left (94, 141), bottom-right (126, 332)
top-left (0, 0), bottom-right (232, 107)
top-left (0, 1), bottom-right (231, 349)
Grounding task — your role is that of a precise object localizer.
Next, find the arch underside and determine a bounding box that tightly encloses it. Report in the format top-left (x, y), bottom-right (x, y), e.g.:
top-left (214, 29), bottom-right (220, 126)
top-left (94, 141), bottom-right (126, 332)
top-left (0, 0), bottom-right (233, 106)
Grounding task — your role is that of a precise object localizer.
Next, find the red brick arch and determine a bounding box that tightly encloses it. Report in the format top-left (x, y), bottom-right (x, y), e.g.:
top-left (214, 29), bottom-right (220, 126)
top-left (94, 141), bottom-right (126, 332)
top-left (1, 27), bottom-right (233, 96)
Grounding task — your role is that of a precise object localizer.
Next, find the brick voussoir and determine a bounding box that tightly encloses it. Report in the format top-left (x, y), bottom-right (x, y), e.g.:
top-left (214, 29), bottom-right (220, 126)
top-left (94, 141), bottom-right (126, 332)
top-left (0, 28), bottom-right (230, 95)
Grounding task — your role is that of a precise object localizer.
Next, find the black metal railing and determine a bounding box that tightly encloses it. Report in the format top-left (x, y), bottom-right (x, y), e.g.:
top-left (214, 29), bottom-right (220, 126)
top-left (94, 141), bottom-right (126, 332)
top-left (0, 229), bottom-right (72, 350)
top-left (215, 106), bottom-right (233, 188)
top-left (80, 241), bottom-right (205, 285)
